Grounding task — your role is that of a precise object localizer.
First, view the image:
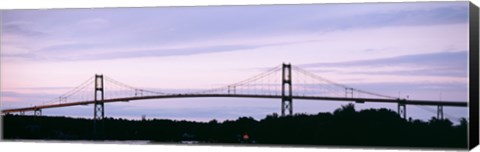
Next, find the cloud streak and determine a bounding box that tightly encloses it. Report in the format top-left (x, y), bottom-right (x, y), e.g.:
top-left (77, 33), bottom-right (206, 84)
top-left (2, 22), bottom-right (46, 37)
top-left (301, 51), bottom-right (467, 67)
top-left (300, 51), bottom-right (467, 77)
top-left (1, 2), bottom-right (469, 61)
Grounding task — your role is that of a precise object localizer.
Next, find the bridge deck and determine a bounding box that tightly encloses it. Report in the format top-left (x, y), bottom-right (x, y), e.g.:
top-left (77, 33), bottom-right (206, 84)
top-left (1, 94), bottom-right (468, 114)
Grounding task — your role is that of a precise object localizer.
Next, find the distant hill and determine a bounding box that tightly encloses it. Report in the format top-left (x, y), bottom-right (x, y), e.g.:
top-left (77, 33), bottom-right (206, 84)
top-left (2, 103), bottom-right (467, 148)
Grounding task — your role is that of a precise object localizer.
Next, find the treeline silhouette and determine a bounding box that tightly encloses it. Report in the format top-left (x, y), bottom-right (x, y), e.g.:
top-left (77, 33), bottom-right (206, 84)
top-left (2, 104), bottom-right (467, 148)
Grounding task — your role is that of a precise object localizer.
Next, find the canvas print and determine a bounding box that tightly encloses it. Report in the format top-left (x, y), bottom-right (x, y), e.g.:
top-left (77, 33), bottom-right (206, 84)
top-left (0, 1), bottom-right (474, 149)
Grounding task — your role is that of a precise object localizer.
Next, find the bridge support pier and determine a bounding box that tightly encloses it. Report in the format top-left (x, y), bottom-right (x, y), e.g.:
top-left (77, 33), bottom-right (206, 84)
top-left (93, 74), bottom-right (105, 139)
top-left (281, 63), bottom-right (293, 116)
top-left (34, 109), bottom-right (42, 116)
top-left (437, 105), bottom-right (444, 120)
top-left (397, 103), bottom-right (406, 119)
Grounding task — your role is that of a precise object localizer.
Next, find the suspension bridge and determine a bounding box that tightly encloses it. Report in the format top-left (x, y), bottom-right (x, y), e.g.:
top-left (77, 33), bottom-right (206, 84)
top-left (1, 63), bottom-right (468, 121)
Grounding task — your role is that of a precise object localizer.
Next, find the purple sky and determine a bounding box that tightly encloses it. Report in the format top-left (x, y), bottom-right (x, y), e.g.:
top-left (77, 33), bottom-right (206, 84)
top-left (0, 2), bottom-right (470, 123)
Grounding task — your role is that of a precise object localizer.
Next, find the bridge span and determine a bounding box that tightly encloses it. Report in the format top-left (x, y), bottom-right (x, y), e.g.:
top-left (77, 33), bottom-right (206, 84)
top-left (1, 63), bottom-right (468, 121)
top-left (2, 94), bottom-right (467, 113)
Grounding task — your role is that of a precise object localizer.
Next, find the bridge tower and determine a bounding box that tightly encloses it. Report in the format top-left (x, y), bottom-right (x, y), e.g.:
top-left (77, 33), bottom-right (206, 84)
top-left (94, 74), bottom-right (105, 120)
top-left (281, 63), bottom-right (293, 116)
top-left (93, 74), bottom-right (105, 139)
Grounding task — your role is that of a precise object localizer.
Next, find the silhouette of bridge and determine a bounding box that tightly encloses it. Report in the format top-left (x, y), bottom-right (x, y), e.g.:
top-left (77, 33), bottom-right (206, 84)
top-left (1, 63), bottom-right (467, 121)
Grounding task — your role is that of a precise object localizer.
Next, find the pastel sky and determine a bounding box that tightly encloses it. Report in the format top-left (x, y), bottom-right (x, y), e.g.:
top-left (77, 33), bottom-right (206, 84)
top-left (0, 2), bottom-right (470, 123)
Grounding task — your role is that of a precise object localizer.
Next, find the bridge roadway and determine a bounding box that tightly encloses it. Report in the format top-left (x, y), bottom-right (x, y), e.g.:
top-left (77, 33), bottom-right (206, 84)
top-left (1, 94), bottom-right (468, 114)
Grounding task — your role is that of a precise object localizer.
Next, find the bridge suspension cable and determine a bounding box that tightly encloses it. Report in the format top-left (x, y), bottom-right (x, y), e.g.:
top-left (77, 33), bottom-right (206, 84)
top-left (103, 76), bottom-right (168, 98)
top-left (41, 76), bottom-right (95, 105)
top-left (191, 65), bottom-right (283, 95)
top-left (291, 65), bottom-right (398, 99)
